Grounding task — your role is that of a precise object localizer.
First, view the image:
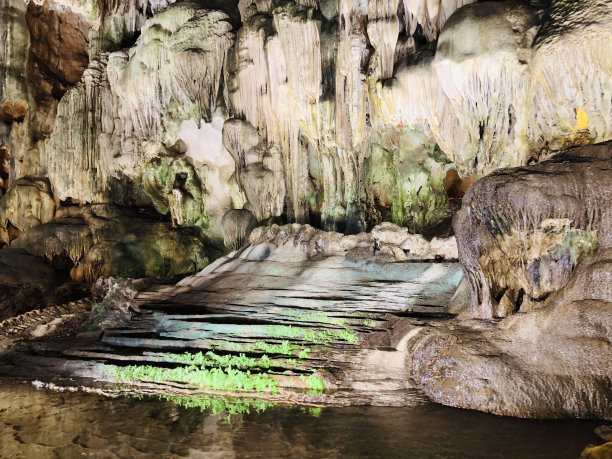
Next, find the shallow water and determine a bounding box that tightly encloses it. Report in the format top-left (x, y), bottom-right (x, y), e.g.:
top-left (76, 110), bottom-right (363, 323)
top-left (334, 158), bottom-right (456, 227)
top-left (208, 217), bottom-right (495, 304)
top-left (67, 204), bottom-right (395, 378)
top-left (0, 382), bottom-right (601, 458)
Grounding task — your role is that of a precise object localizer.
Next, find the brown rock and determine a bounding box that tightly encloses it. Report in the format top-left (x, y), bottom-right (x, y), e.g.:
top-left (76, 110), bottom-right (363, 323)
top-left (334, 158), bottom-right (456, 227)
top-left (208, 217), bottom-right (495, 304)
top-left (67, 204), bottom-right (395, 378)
top-left (454, 141), bottom-right (612, 319)
top-left (0, 100), bottom-right (28, 123)
top-left (445, 169), bottom-right (476, 201)
top-left (26, 0), bottom-right (89, 103)
top-left (580, 442), bottom-right (612, 459)
top-left (409, 142), bottom-right (612, 421)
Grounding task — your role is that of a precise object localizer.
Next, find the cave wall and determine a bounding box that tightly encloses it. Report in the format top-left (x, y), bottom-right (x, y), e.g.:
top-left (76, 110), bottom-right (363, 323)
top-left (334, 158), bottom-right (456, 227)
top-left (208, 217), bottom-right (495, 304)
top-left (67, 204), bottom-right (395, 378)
top-left (1, 0), bottom-right (611, 251)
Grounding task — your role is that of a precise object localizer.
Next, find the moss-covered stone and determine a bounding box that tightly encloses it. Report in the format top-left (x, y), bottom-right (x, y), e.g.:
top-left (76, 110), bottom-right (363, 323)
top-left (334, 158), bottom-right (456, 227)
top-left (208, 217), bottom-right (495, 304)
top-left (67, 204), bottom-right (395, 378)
top-left (141, 156), bottom-right (208, 230)
top-left (363, 127), bottom-right (458, 236)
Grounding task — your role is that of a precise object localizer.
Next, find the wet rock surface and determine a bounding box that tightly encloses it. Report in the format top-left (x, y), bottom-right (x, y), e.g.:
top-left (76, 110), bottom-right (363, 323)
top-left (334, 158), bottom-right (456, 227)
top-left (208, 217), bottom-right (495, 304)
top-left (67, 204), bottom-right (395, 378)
top-left (409, 142), bottom-right (612, 420)
top-left (0, 227), bottom-right (463, 407)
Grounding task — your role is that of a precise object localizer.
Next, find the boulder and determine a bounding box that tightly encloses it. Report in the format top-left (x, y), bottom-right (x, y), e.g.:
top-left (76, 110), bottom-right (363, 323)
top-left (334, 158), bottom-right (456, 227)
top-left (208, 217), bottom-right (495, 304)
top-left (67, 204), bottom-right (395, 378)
top-left (409, 142), bottom-right (612, 420)
top-left (454, 141), bottom-right (612, 319)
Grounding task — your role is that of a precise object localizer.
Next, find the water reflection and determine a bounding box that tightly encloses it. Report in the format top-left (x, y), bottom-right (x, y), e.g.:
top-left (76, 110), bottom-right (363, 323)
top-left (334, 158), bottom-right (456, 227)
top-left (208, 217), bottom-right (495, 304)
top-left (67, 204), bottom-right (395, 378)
top-left (0, 382), bottom-right (600, 458)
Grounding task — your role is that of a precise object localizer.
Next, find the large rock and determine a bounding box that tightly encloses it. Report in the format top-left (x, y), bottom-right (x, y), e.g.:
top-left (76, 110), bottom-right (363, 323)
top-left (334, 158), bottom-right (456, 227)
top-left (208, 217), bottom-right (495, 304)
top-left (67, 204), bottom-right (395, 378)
top-left (454, 141), bottom-right (612, 319)
top-left (409, 142), bottom-right (612, 420)
top-left (376, 0), bottom-right (612, 176)
top-left (410, 250), bottom-right (612, 420)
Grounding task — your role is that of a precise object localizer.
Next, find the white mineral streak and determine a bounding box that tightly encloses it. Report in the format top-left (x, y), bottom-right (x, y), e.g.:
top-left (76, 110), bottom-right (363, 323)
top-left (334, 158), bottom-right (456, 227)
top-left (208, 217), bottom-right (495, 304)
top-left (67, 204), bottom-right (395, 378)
top-left (401, 0), bottom-right (475, 42)
top-left (27, 0), bottom-right (177, 30)
top-left (169, 188), bottom-right (184, 226)
top-left (367, 0), bottom-right (399, 79)
top-left (108, 4), bottom-right (233, 142)
top-left (336, 0), bottom-right (369, 150)
top-left (529, 0), bottom-right (612, 151)
top-left (46, 56), bottom-right (117, 202)
top-left (229, 2), bottom-right (364, 227)
top-left (178, 114), bottom-right (236, 236)
top-left (222, 119), bottom-right (285, 220)
top-left (228, 3), bottom-right (324, 222)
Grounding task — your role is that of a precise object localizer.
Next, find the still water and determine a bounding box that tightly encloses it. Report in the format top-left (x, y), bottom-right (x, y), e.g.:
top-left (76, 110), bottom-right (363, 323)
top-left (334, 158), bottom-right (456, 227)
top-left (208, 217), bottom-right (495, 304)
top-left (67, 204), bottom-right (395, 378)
top-left (0, 382), bottom-right (601, 458)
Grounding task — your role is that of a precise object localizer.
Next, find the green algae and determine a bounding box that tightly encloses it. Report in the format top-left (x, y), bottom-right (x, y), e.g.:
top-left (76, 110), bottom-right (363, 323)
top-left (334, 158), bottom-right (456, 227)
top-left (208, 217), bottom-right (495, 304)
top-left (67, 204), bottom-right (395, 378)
top-left (364, 126), bottom-right (458, 235)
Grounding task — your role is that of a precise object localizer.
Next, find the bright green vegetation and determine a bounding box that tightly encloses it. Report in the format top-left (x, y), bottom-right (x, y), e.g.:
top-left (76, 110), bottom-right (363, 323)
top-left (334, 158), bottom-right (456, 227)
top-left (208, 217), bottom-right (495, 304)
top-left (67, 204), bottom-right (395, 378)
top-left (165, 351), bottom-right (271, 369)
top-left (229, 340), bottom-right (311, 359)
top-left (301, 373), bottom-right (325, 395)
top-left (108, 363), bottom-right (279, 393)
top-left (298, 348), bottom-right (311, 359)
top-left (266, 325), bottom-right (358, 345)
top-left (254, 340), bottom-right (296, 355)
top-left (286, 310), bottom-right (345, 326)
top-left (103, 315), bottom-right (361, 400)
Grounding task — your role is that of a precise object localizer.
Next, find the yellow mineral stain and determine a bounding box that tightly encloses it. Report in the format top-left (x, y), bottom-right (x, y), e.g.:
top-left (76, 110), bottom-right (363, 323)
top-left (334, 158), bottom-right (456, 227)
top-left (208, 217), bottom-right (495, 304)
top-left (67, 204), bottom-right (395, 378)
top-left (575, 107), bottom-right (589, 130)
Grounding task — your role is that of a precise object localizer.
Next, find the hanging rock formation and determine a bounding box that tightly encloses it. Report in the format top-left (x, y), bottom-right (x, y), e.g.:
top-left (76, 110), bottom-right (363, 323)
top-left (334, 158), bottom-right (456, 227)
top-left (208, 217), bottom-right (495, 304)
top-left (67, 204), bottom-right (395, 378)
top-left (454, 141), bottom-right (611, 319)
top-left (3, 0), bottom-right (611, 241)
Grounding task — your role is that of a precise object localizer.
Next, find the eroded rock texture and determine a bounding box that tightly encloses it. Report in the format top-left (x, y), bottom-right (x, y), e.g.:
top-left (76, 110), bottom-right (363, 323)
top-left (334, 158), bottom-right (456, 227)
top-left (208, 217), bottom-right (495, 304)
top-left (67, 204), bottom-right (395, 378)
top-left (410, 250), bottom-right (612, 419)
top-left (409, 141), bottom-right (612, 420)
top-left (26, 0), bottom-right (89, 103)
top-left (12, 205), bottom-right (209, 282)
top-left (4, 0), bottom-right (609, 243)
top-left (455, 141), bottom-right (612, 319)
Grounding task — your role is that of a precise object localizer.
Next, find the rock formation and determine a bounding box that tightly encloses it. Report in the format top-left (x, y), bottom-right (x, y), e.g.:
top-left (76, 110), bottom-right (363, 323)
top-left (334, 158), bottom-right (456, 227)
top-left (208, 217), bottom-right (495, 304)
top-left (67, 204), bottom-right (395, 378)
top-left (454, 141), bottom-right (611, 319)
top-left (3, 0), bottom-right (609, 242)
top-left (410, 141), bottom-right (612, 419)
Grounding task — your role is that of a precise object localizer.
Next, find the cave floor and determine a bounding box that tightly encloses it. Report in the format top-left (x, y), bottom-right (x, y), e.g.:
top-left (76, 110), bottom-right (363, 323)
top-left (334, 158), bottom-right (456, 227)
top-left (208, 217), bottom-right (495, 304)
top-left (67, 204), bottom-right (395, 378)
top-left (0, 253), bottom-right (463, 407)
